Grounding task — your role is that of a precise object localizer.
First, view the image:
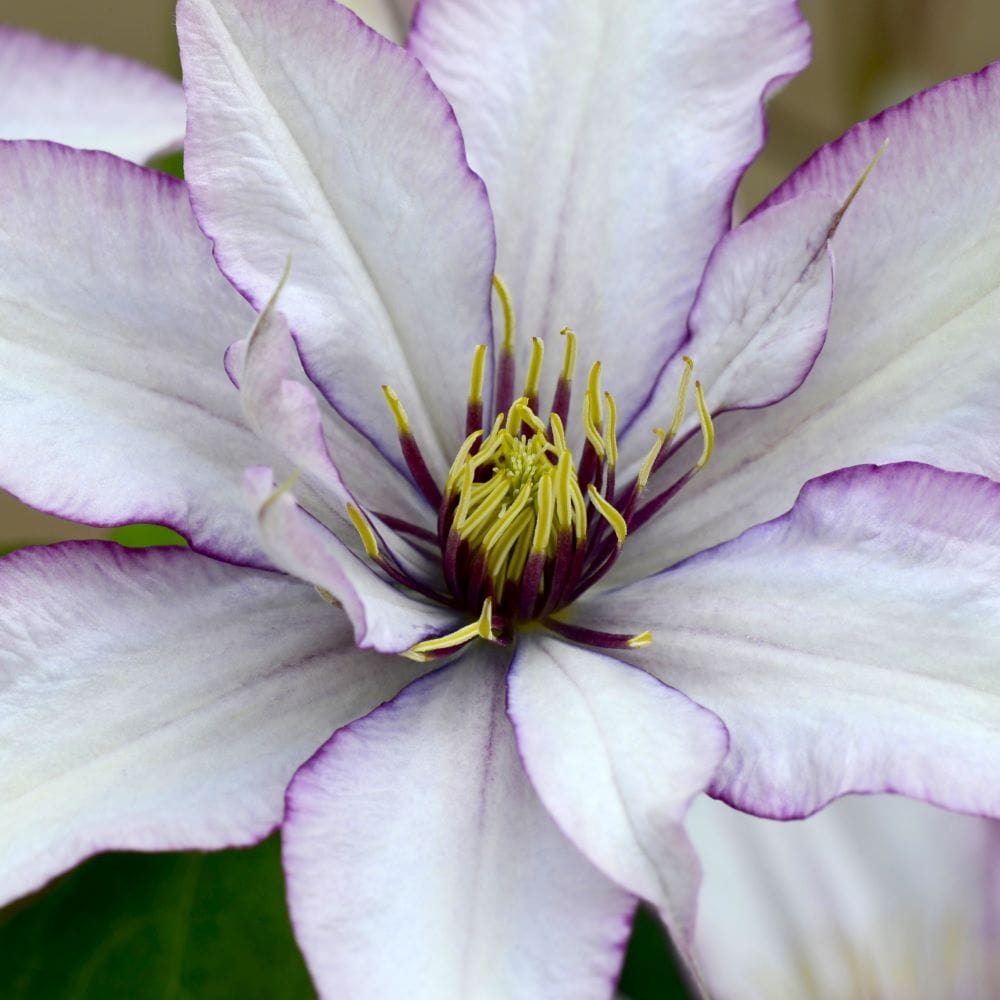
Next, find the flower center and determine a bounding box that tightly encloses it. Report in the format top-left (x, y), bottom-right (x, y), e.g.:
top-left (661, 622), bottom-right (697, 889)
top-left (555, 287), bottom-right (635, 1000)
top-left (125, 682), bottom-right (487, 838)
top-left (347, 276), bottom-right (714, 661)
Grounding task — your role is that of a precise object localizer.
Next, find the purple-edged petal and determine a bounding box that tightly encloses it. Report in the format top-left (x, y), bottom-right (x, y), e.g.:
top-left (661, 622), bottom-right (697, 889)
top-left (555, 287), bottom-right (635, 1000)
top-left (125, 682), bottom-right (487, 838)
top-left (0, 27), bottom-right (185, 162)
top-left (507, 636), bottom-right (727, 958)
top-left (576, 463), bottom-right (1000, 819)
top-left (0, 542), bottom-right (421, 905)
top-left (284, 651), bottom-right (634, 1000)
top-left (236, 295), bottom-right (433, 534)
top-left (409, 0), bottom-right (810, 428)
top-left (653, 63), bottom-right (1000, 567)
top-left (245, 467), bottom-right (457, 653)
top-left (621, 192), bottom-right (836, 473)
top-left (179, 0), bottom-right (496, 479)
top-left (0, 141), bottom-right (277, 568)
top-left (690, 794), bottom-right (1000, 999)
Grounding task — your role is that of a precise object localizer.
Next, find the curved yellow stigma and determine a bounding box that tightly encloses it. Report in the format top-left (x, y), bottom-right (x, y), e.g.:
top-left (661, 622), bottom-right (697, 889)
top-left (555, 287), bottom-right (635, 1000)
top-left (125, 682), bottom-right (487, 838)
top-left (346, 502), bottom-right (379, 559)
top-left (668, 356), bottom-right (694, 443)
top-left (403, 598), bottom-right (495, 661)
top-left (381, 384), bottom-right (410, 435)
top-left (467, 344), bottom-right (487, 406)
top-left (560, 327), bottom-right (578, 382)
top-left (587, 483), bottom-right (627, 546)
top-left (492, 274), bottom-right (516, 353)
top-left (694, 381), bottom-right (715, 469)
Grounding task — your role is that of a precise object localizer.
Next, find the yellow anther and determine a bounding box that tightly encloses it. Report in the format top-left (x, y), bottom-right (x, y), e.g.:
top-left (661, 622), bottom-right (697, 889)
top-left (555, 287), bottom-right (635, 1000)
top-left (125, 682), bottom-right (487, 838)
top-left (587, 484), bottom-right (627, 547)
top-left (518, 404), bottom-right (548, 438)
top-left (381, 384), bottom-right (410, 435)
top-left (259, 468), bottom-right (302, 517)
top-left (559, 326), bottom-right (578, 382)
top-left (637, 428), bottom-right (668, 491)
top-left (453, 464), bottom-right (475, 529)
top-left (315, 586), bottom-right (340, 607)
top-left (525, 337), bottom-right (544, 401)
top-left (831, 138), bottom-right (889, 234)
top-left (603, 392), bottom-right (619, 469)
top-left (460, 474), bottom-right (511, 541)
top-left (668, 356), bottom-right (694, 442)
top-left (582, 388), bottom-right (606, 459)
top-left (445, 430), bottom-right (483, 495)
top-left (347, 502), bottom-right (380, 559)
top-left (531, 474), bottom-right (555, 553)
top-left (586, 362), bottom-right (603, 430)
top-left (694, 381), bottom-right (715, 469)
top-left (403, 599), bottom-right (495, 660)
top-left (554, 450), bottom-right (574, 530)
top-left (468, 344), bottom-right (488, 405)
top-left (487, 508), bottom-right (534, 582)
top-left (492, 274), bottom-right (516, 352)
top-left (506, 396), bottom-right (529, 431)
top-left (626, 631), bottom-right (653, 649)
top-left (481, 481), bottom-right (533, 551)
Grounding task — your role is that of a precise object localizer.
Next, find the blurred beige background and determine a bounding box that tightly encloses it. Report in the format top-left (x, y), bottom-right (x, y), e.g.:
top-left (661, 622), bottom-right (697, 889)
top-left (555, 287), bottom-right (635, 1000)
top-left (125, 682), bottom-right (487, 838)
top-left (3, 0), bottom-right (1000, 546)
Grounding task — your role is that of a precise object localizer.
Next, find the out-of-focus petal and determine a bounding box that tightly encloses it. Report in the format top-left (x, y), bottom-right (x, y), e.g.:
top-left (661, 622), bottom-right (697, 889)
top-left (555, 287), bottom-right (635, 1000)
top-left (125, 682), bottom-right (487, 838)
top-left (409, 0), bottom-right (810, 429)
top-left (508, 636), bottom-right (727, 958)
top-left (284, 650), bottom-right (634, 1000)
top-left (0, 141), bottom-right (273, 568)
top-left (0, 27), bottom-right (184, 162)
top-left (179, 0), bottom-right (496, 480)
top-left (690, 794), bottom-right (1000, 999)
top-left (577, 463), bottom-right (1000, 819)
top-left (0, 541), bottom-right (421, 905)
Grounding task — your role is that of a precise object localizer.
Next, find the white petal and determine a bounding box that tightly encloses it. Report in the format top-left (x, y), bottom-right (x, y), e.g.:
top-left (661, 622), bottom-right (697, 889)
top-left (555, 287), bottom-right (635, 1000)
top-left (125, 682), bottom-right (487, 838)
top-left (508, 636), bottom-right (727, 955)
top-left (0, 27), bottom-right (184, 162)
top-left (0, 542), bottom-right (421, 905)
top-left (179, 0), bottom-right (496, 479)
top-left (622, 192), bottom-right (836, 474)
top-left (577, 463), bottom-right (1000, 819)
top-left (284, 650), bottom-right (634, 1000)
top-left (244, 467), bottom-right (458, 653)
top-left (410, 0), bottom-right (810, 428)
top-left (691, 794), bottom-right (1000, 1000)
top-left (0, 141), bottom-right (273, 568)
top-left (649, 62), bottom-right (1000, 568)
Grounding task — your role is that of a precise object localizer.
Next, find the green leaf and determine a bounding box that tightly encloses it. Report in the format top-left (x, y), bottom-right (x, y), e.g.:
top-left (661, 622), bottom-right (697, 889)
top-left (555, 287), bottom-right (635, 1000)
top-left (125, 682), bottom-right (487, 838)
top-left (0, 837), bottom-right (314, 1000)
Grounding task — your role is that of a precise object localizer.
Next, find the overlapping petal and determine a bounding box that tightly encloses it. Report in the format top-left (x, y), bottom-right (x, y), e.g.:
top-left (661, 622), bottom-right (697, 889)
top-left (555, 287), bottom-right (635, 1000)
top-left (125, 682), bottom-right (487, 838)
top-left (576, 463), bottom-right (1000, 819)
top-left (0, 141), bottom-right (275, 567)
top-left (284, 651), bottom-right (634, 1000)
top-left (647, 62), bottom-right (1000, 568)
top-left (0, 27), bottom-right (184, 162)
top-left (179, 0), bottom-right (496, 479)
top-left (0, 542), bottom-right (421, 905)
top-left (409, 0), bottom-right (810, 428)
top-left (690, 794), bottom-right (1000, 999)
top-left (244, 467), bottom-right (457, 653)
top-left (507, 637), bottom-right (727, 957)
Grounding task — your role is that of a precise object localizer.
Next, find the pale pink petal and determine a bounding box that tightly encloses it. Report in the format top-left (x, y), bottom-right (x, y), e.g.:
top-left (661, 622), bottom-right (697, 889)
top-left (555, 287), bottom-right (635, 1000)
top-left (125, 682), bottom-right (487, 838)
top-left (0, 27), bottom-right (184, 162)
top-left (410, 0), bottom-right (810, 429)
top-left (576, 464), bottom-right (1000, 819)
top-left (508, 636), bottom-right (727, 961)
top-left (691, 794), bottom-right (1000, 999)
top-left (284, 651), bottom-right (635, 999)
top-left (648, 63), bottom-right (1000, 569)
top-left (0, 141), bottom-right (273, 568)
top-left (0, 542), bottom-right (421, 905)
top-left (179, 0), bottom-right (495, 480)
top-left (244, 467), bottom-right (458, 653)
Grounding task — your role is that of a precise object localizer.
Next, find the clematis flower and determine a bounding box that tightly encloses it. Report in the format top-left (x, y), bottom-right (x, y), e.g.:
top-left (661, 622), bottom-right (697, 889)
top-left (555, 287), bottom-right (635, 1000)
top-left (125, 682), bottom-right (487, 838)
top-left (689, 794), bottom-right (1000, 998)
top-left (0, 26), bottom-right (185, 162)
top-left (2, 0), bottom-right (1000, 996)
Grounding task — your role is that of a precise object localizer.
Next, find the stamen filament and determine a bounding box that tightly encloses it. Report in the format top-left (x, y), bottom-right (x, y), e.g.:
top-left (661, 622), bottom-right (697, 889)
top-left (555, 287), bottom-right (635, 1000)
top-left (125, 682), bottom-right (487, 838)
top-left (381, 384), bottom-right (442, 507)
top-left (403, 599), bottom-right (494, 660)
top-left (587, 484), bottom-right (627, 547)
top-left (466, 343), bottom-right (487, 437)
top-left (524, 337), bottom-right (544, 411)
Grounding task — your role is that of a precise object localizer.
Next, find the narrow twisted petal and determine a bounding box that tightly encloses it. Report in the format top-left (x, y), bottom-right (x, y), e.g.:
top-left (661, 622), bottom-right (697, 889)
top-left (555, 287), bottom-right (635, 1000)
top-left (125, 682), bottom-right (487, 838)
top-left (576, 464), bottom-right (1000, 819)
top-left (690, 794), bottom-right (1000, 999)
top-left (284, 651), bottom-right (635, 1000)
top-left (507, 637), bottom-right (728, 963)
top-left (0, 141), bottom-right (276, 568)
top-left (655, 63), bottom-right (1000, 567)
top-left (234, 301), bottom-right (434, 539)
top-left (0, 542), bottom-right (422, 906)
top-left (0, 27), bottom-right (185, 162)
top-left (619, 192), bottom-right (837, 474)
top-left (409, 0), bottom-right (810, 427)
top-left (244, 467), bottom-right (458, 653)
top-left (179, 0), bottom-right (496, 480)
